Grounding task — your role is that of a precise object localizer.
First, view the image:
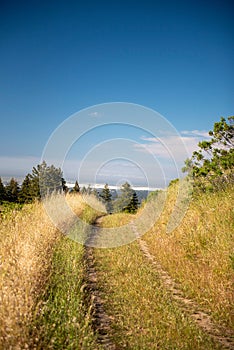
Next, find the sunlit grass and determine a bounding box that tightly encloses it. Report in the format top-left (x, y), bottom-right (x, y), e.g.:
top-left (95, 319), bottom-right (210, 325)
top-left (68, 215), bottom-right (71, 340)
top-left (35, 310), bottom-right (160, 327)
top-left (142, 184), bottom-right (234, 328)
top-left (0, 193), bottom-right (104, 349)
top-left (100, 212), bottom-right (134, 227)
top-left (92, 184), bottom-right (233, 348)
top-left (1, 184), bottom-right (232, 348)
top-left (30, 237), bottom-right (101, 349)
top-left (0, 199), bottom-right (61, 348)
top-left (29, 194), bottom-right (105, 349)
top-left (95, 215), bottom-right (221, 349)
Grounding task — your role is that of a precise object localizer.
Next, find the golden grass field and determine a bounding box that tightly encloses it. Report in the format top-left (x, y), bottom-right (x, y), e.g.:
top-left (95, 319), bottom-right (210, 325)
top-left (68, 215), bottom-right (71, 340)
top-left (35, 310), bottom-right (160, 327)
top-left (0, 184), bottom-right (233, 349)
top-left (142, 185), bottom-right (234, 328)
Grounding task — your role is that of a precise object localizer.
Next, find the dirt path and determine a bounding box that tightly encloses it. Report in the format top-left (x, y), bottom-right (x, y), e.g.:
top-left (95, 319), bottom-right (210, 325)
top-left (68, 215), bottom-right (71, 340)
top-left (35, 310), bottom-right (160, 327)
top-left (84, 217), bottom-right (117, 350)
top-left (137, 236), bottom-right (234, 350)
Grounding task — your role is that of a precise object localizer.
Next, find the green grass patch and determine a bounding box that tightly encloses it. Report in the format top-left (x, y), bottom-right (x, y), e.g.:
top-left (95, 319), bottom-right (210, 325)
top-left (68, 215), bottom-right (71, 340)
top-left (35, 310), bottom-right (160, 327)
top-left (31, 236), bottom-right (101, 349)
top-left (0, 200), bottom-right (24, 218)
top-left (30, 202), bottom-right (104, 349)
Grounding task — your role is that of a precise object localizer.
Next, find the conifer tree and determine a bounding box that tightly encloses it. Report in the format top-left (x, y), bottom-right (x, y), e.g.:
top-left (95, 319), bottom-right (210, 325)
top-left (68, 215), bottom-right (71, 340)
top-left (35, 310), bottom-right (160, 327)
top-left (62, 177), bottom-right (68, 194)
top-left (113, 182), bottom-right (135, 213)
top-left (73, 180), bottom-right (80, 193)
top-left (19, 162), bottom-right (67, 202)
top-left (125, 191), bottom-right (139, 213)
top-left (5, 178), bottom-right (20, 202)
top-left (29, 161), bottom-right (67, 198)
top-left (100, 184), bottom-right (112, 213)
top-left (100, 184), bottom-right (112, 202)
top-left (19, 174), bottom-right (33, 203)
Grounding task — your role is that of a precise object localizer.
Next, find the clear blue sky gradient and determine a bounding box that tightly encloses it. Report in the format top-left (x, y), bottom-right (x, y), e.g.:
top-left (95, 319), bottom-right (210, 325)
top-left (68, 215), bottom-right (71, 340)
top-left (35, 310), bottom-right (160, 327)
top-left (0, 0), bottom-right (233, 183)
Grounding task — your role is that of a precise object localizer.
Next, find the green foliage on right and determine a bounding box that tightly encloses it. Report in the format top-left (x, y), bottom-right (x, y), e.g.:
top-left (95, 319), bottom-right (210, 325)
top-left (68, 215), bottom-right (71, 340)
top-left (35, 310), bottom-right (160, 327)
top-left (183, 116), bottom-right (234, 191)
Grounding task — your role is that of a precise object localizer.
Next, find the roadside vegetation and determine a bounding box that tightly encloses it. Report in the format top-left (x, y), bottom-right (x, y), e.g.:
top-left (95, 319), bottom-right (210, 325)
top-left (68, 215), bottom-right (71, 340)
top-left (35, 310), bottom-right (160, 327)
top-left (0, 193), bottom-right (105, 349)
top-left (141, 183), bottom-right (234, 328)
top-left (139, 116), bottom-right (234, 329)
top-left (94, 214), bottom-right (221, 349)
top-left (0, 198), bottom-right (61, 348)
top-left (30, 237), bottom-right (101, 350)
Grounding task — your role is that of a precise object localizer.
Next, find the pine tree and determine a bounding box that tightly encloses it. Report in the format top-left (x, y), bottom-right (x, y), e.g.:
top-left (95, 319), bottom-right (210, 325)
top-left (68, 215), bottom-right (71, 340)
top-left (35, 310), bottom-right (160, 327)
top-left (125, 191), bottom-right (139, 213)
top-left (19, 174), bottom-right (33, 203)
top-left (38, 162), bottom-right (65, 197)
top-left (113, 182), bottom-right (135, 213)
top-left (100, 184), bottom-right (112, 202)
top-left (73, 180), bottom-right (80, 193)
top-left (5, 178), bottom-right (20, 202)
top-left (0, 177), bottom-right (6, 203)
top-left (100, 184), bottom-right (112, 213)
top-left (62, 177), bottom-right (68, 194)
top-left (18, 162), bottom-right (68, 202)
top-left (29, 161), bottom-right (67, 198)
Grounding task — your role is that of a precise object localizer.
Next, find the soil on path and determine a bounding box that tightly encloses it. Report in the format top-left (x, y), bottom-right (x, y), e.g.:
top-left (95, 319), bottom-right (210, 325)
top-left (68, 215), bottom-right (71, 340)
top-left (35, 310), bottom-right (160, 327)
top-left (84, 216), bottom-right (117, 350)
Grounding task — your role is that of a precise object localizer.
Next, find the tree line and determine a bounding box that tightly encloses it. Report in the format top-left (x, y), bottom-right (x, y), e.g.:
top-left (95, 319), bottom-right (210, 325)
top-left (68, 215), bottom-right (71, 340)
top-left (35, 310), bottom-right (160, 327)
top-left (0, 161), bottom-right (67, 204)
top-left (71, 181), bottom-right (139, 214)
top-left (0, 161), bottom-right (139, 213)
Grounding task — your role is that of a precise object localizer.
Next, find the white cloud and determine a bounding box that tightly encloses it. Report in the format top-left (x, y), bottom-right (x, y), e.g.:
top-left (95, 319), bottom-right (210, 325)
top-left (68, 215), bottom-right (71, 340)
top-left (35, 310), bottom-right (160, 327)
top-left (88, 111), bottom-right (102, 117)
top-left (181, 130), bottom-right (210, 138)
top-left (135, 130), bottom-right (211, 161)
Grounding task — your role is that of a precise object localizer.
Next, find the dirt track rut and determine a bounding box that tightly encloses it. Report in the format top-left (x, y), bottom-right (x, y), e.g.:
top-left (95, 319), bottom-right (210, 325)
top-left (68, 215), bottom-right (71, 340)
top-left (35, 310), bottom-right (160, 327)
top-left (84, 217), bottom-right (117, 350)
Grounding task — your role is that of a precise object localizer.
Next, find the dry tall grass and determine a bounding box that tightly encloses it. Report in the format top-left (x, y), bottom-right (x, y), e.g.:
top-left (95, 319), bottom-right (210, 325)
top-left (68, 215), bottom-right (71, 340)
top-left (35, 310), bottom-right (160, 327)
top-left (95, 214), bottom-right (220, 349)
top-left (0, 194), bottom-right (85, 349)
top-left (142, 184), bottom-right (234, 328)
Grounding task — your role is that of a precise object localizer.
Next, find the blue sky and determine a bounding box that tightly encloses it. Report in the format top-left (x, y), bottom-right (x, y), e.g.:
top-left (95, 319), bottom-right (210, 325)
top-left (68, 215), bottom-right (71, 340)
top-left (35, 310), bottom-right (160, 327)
top-left (0, 0), bottom-right (233, 186)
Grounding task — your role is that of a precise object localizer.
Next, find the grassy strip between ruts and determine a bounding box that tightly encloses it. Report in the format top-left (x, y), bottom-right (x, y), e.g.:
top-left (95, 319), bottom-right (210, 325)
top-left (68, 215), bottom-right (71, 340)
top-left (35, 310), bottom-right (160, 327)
top-left (30, 199), bottom-right (105, 349)
top-left (94, 213), bottom-right (222, 350)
